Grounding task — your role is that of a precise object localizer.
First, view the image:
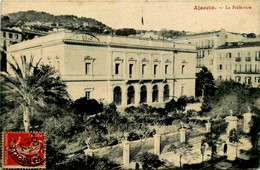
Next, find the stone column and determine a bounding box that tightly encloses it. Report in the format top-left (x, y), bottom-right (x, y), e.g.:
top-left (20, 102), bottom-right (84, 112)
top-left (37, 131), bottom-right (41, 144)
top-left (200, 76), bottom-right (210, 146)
top-left (205, 121), bottom-right (211, 133)
top-left (135, 84), bottom-right (140, 106)
top-left (180, 128), bottom-right (186, 143)
top-left (243, 112), bottom-right (252, 133)
top-left (122, 85), bottom-right (127, 106)
top-left (225, 116), bottom-right (238, 136)
top-left (147, 85), bottom-right (152, 104)
top-left (154, 134), bottom-right (161, 156)
top-left (123, 140), bottom-right (130, 166)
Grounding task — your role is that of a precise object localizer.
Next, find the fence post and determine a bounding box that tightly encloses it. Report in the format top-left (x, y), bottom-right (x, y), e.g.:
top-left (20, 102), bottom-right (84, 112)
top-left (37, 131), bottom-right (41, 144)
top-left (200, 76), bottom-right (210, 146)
top-left (123, 140), bottom-right (130, 166)
top-left (154, 134), bottom-right (161, 156)
top-left (180, 127), bottom-right (186, 143)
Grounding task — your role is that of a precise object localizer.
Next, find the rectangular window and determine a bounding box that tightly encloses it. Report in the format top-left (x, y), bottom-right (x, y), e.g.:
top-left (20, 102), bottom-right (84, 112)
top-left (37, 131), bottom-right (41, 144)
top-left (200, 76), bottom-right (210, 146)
top-left (85, 91), bottom-right (91, 100)
top-left (229, 53), bottom-right (232, 58)
top-left (211, 40), bottom-right (214, 47)
top-left (16, 34), bottom-right (19, 39)
top-left (115, 63), bottom-right (120, 75)
top-left (142, 64), bottom-right (146, 76)
top-left (154, 64), bottom-right (157, 76)
top-left (181, 65), bottom-right (185, 74)
top-left (3, 32), bottom-right (6, 37)
top-left (165, 65), bottom-right (168, 74)
top-left (219, 64), bottom-right (222, 70)
top-left (9, 33), bottom-right (13, 38)
top-left (238, 52), bottom-right (240, 57)
top-left (85, 63), bottom-right (90, 75)
top-left (219, 76), bottom-right (222, 80)
top-left (245, 64), bottom-right (247, 72)
top-left (129, 64), bottom-right (133, 78)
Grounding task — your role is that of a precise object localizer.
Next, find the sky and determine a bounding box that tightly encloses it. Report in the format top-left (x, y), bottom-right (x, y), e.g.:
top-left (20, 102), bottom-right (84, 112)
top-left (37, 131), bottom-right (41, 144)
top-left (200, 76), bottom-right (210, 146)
top-left (1, 0), bottom-right (260, 34)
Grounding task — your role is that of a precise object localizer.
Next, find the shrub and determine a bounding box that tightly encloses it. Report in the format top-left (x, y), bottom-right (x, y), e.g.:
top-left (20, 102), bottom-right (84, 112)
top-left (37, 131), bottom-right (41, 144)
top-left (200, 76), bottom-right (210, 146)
top-left (187, 96), bottom-right (196, 103)
top-left (128, 132), bottom-right (140, 141)
top-left (106, 137), bottom-right (118, 146)
top-left (72, 98), bottom-right (103, 116)
top-left (211, 120), bottom-right (228, 135)
top-left (135, 152), bottom-right (165, 169)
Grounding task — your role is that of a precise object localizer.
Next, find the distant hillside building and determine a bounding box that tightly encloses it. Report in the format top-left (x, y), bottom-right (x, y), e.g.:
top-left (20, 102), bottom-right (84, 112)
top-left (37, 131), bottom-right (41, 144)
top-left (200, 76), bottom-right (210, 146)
top-left (7, 31), bottom-right (197, 107)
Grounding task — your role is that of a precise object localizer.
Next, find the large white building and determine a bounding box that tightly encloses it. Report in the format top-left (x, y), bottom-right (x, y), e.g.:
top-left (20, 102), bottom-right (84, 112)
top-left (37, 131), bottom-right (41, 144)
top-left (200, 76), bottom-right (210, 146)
top-left (7, 31), bottom-right (196, 107)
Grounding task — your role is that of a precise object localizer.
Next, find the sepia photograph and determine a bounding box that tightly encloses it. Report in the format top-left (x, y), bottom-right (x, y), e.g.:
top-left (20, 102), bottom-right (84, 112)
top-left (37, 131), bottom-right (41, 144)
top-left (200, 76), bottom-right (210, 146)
top-left (0, 0), bottom-right (259, 169)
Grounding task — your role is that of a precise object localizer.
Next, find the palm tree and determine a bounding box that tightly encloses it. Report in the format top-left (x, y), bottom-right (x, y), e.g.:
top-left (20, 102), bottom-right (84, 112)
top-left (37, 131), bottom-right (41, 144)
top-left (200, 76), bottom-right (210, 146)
top-left (0, 55), bottom-right (69, 132)
top-left (168, 142), bottom-right (193, 168)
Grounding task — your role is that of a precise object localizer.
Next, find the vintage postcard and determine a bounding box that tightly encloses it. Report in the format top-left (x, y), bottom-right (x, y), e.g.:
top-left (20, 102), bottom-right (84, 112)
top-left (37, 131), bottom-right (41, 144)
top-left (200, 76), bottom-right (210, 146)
top-left (1, 0), bottom-right (259, 169)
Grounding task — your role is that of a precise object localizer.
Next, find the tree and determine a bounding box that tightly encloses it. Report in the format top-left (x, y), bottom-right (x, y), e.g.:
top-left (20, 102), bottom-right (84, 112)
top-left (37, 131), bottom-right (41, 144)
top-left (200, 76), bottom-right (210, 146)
top-left (202, 132), bottom-right (222, 167)
top-left (135, 152), bottom-right (165, 169)
top-left (72, 98), bottom-right (103, 117)
top-left (115, 28), bottom-right (136, 36)
top-left (195, 66), bottom-right (215, 98)
top-left (165, 98), bottom-right (178, 113)
top-left (0, 55), bottom-right (69, 132)
top-left (229, 128), bottom-right (242, 159)
top-left (167, 142), bottom-right (193, 168)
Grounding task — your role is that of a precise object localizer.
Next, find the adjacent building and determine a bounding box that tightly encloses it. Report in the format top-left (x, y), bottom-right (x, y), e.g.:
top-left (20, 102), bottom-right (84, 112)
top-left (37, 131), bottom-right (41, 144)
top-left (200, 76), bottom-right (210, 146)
top-left (7, 31), bottom-right (196, 107)
top-left (215, 42), bottom-right (260, 87)
top-left (172, 29), bottom-right (248, 73)
top-left (0, 28), bottom-right (47, 71)
top-left (172, 29), bottom-right (260, 87)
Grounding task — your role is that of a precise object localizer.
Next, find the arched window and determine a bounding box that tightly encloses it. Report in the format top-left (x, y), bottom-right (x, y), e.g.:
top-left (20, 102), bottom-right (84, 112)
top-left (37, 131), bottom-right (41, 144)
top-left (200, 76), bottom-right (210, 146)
top-left (140, 86), bottom-right (147, 103)
top-left (163, 85), bottom-right (170, 101)
top-left (127, 86), bottom-right (135, 105)
top-left (152, 85), bottom-right (158, 102)
top-left (113, 86), bottom-right (122, 105)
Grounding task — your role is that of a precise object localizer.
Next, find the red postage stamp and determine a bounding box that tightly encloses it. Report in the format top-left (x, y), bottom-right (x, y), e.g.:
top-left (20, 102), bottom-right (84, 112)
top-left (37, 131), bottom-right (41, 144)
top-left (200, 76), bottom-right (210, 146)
top-left (2, 132), bottom-right (45, 168)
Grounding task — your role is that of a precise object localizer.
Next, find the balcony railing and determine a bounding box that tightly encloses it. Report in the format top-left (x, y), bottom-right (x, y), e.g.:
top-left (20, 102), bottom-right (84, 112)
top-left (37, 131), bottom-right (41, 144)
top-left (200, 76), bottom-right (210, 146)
top-left (196, 45), bottom-right (214, 50)
top-left (234, 70), bottom-right (260, 74)
top-left (245, 57), bottom-right (251, 61)
top-left (235, 57), bottom-right (241, 62)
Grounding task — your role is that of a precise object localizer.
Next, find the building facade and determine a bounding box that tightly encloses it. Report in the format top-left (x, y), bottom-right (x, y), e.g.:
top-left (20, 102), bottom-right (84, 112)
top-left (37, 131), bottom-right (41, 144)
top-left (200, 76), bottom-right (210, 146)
top-left (7, 31), bottom-right (196, 107)
top-left (0, 28), bottom-right (47, 71)
top-left (215, 42), bottom-right (260, 87)
top-left (172, 29), bottom-right (260, 88)
top-left (171, 29), bottom-right (247, 74)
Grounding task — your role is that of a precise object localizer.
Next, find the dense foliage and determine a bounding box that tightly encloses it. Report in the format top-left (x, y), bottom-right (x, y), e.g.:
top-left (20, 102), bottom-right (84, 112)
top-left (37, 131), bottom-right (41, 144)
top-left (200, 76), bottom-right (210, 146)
top-left (135, 152), bottom-right (165, 169)
top-left (201, 80), bottom-right (260, 117)
top-left (195, 66), bottom-right (215, 97)
top-left (1, 10), bottom-right (112, 34)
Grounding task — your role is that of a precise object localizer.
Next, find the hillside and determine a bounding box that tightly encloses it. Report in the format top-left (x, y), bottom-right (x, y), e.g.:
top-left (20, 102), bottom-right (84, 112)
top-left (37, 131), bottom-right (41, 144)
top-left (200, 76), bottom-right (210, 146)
top-left (1, 10), bottom-right (113, 34)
